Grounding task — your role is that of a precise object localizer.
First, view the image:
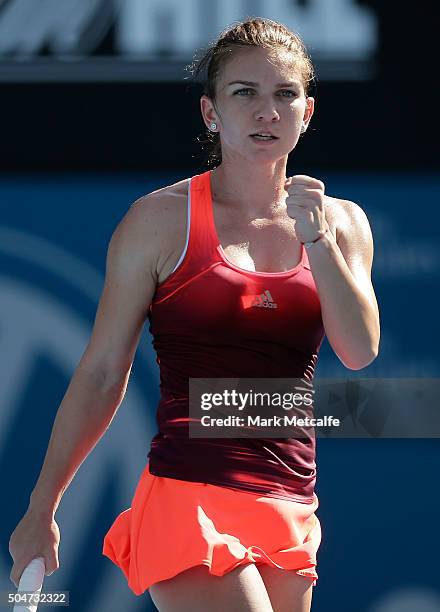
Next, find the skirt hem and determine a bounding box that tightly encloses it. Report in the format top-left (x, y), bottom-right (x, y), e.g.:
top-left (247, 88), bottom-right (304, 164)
top-left (102, 462), bottom-right (321, 596)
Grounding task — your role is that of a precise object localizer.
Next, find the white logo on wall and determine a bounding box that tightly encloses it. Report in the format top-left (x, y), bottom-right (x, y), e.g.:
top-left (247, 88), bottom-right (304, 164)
top-left (0, 0), bottom-right (377, 59)
top-left (0, 227), bottom-right (158, 612)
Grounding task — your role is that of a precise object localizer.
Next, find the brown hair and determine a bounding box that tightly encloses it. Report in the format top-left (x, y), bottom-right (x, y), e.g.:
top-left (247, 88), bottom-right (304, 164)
top-left (185, 16), bottom-right (316, 169)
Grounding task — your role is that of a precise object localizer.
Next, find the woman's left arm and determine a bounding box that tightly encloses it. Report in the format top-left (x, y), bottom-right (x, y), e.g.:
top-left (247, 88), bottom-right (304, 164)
top-left (306, 198), bottom-right (380, 370)
top-left (285, 174), bottom-right (380, 370)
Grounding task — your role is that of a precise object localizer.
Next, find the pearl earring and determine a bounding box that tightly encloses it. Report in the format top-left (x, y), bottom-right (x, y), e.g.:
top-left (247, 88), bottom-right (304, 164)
top-left (210, 122), bottom-right (217, 131)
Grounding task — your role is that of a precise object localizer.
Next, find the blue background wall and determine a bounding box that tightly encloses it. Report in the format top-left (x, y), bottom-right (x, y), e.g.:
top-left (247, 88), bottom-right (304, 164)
top-left (1, 171), bottom-right (439, 611)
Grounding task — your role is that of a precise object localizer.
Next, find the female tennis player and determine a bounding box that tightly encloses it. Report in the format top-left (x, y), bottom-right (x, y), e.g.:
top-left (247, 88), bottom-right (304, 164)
top-left (9, 17), bottom-right (380, 612)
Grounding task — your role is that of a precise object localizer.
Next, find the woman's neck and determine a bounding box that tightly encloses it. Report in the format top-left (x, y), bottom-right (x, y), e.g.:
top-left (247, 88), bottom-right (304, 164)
top-left (210, 161), bottom-right (289, 219)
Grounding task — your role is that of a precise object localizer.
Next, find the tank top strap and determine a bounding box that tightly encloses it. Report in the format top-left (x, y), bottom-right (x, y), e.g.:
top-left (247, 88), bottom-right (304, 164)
top-left (151, 171), bottom-right (221, 305)
top-left (189, 170), bottom-right (220, 256)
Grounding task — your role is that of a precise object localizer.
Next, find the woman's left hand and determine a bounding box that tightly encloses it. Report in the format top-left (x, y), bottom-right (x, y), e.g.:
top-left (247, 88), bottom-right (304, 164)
top-left (284, 175), bottom-right (330, 244)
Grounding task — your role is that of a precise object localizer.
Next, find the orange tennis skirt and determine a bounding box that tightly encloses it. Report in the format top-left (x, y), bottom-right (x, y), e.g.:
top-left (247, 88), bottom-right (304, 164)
top-left (102, 462), bottom-right (322, 596)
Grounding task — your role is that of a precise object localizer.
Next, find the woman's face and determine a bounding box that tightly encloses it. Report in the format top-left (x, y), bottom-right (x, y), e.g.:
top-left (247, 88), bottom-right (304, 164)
top-left (201, 45), bottom-right (314, 162)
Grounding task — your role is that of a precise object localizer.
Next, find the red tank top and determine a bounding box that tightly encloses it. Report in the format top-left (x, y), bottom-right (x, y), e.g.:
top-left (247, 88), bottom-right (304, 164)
top-left (146, 170), bottom-right (325, 503)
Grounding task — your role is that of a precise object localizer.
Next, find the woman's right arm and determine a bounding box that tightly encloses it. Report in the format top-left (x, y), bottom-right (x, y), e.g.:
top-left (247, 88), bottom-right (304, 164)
top-left (9, 194), bottom-right (167, 586)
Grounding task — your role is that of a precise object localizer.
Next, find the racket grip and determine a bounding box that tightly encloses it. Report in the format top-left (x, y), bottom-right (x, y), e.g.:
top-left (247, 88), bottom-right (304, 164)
top-left (13, 557), bottom-right (46, 612)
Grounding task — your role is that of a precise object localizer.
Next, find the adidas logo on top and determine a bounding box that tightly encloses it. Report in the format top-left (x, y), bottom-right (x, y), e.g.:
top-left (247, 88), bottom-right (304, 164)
top-left (252, 289), bottom-right (278, 308)
top-left (241, 289), bottom-right (278, 309)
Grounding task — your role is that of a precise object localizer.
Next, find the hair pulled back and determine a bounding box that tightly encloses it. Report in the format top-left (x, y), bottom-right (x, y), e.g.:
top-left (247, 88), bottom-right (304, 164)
top-left (185, 16), bottom-right (316, 169)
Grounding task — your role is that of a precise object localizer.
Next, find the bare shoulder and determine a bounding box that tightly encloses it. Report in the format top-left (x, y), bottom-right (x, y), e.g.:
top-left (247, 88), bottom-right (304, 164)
top-left (129, 177), bottom-right (188, 229)
top-left (323, 195), bottom-right (345, 243)
top-left (127, 177), bottom-right (189, 282)
top-left (324, 195), bottom-right (371, 245)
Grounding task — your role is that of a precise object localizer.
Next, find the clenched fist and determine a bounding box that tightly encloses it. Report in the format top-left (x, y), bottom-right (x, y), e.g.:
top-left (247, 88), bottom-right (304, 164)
top-left (284, 175), bottom-right (330, 244)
